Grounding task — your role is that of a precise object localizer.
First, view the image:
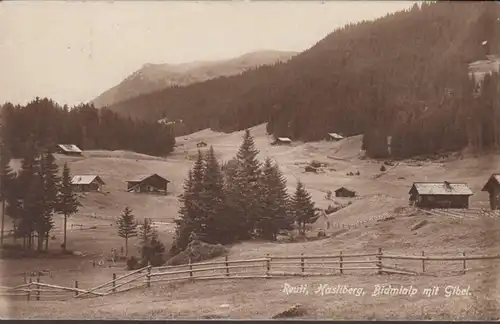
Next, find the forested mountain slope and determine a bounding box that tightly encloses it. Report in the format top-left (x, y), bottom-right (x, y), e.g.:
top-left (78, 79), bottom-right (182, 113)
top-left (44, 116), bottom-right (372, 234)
top-left (1, 99), bottom-right (175, 158)
top-left (107, 2), bottom-right (500, 159)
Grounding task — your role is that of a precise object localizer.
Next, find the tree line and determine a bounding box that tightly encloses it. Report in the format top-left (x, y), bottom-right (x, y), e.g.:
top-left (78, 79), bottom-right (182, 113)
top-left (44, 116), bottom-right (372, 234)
top-left (169, 129), bottom-right (320, 256)
top-left (1, 97), bottom-right (176, 158)
top-left (0, 140), bottom-right (80, 251)
top-left (106, 2), bottom-right (500, 159)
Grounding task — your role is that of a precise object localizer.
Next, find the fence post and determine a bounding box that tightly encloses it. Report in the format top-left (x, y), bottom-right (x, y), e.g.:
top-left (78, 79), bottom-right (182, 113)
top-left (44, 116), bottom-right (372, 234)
top-left (27, 278), bottom-right (32, 301)
top-left (145, 265), bottom-right (151, 288)
top-left (75, 281), bottom-right (79, 297)
top-left (421, 251), bottom-right (425, 273)
top-left (23, 272), bottom-right (27, 284)
top-left (377, 248), bottom-right (382, 274)
top-left (112, 273), bottom-right (116, 292)
top-left (301, 253), bottom-right (305, 275)
top-left (189, 260), bottom-right (193, 279)
top-left (225, 255), bottom-right (230, 277)
top-left (462, 252), bottom-right (466, 273)
top-left (36, 277), bottom-right (40, 301)
top-left (266, 254), bottom-right (271, 277)
top-left (339, 251), bottom-right (343, 274)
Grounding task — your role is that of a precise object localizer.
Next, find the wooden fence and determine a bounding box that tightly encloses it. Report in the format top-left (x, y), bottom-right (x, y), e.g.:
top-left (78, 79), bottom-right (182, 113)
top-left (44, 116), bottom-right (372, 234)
top-left (3, 249), bottom-right (500, 301)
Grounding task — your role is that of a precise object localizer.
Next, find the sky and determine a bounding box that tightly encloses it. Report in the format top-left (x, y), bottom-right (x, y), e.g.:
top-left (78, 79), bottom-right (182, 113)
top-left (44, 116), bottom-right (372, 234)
top-left (0, 1), bottom-right (414, 107)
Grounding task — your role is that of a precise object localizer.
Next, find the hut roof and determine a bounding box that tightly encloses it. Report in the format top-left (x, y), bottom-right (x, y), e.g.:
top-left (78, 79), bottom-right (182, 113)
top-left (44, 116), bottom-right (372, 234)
top-left (71, 175), bottom-right (105, 185)
top-left (57, 144), bottom-right (82, 153)
top-left (409, 182), bottom-right (473, 196)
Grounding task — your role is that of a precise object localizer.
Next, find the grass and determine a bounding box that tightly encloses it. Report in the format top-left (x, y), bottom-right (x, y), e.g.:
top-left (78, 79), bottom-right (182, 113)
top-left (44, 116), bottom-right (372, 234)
top-left (4, 123), bottom-right (500, 319)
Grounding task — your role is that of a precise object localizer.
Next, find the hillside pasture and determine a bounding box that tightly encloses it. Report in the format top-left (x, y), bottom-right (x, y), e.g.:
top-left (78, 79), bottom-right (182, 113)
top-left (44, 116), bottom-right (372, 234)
top-left (4, 123), bottom-right (500, 319)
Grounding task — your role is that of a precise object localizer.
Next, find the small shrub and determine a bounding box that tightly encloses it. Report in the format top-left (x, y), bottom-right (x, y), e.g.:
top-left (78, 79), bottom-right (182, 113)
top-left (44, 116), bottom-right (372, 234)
top-left (126, 256), bottom-right (140, 270)
top-left (380, 165), bottom-right (387, 172)
top-left (310, 160), bottom-right (322, 168)
top-left (325, 190), bottom-right (332, 200)
top-left (305, 166), bottom-right (317, 173)
top-left (166, 240), bottom-right (228, 266)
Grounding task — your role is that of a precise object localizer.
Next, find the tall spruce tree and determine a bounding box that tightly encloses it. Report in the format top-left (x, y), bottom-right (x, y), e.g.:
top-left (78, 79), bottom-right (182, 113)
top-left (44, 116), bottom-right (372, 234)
top-left (291, 181), bottom-right (319, 235)
top-left (171, 150), bottom-right (206, 255)
top-left (117, 206), bottom-right (137, 257)
top-left (16, 141), bottom-right (41, 248)
top-left (257, 158), bottom-right (293, 240)
top-left (231, 129), bottom-right (262, 239)
top-left (199, 146), bottom-right (230, 244)
top-left (57, 163), bottom-right (81, 251)
top-left (171, 169), bottom-right (195, 256)
top-left (40, 149), bottom-right (60, 250)
top-left (23, 173), bottom-right (46, 250)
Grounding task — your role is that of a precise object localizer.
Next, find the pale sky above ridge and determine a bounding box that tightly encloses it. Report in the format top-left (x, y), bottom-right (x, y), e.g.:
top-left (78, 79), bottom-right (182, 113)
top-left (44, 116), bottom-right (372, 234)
top-left (0, 1), bottom-right (413, 107)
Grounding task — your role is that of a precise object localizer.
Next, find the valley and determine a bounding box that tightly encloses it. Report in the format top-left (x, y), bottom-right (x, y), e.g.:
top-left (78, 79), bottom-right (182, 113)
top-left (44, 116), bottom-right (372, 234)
top-left (4, 123), bottom-right (500, 319)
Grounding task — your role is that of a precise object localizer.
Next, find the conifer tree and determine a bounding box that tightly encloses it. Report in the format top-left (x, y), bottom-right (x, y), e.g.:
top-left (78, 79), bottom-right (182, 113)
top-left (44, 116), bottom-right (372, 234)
top-left (57, 163), bottom-right (81, 251)
top-left (171, 169), bottom-right (195, 255)
top-left (0, 142), bottom-right (15, 246)
top-left (231, 129), bottom-right (262, 239)
top-left (139, 217), bottom-right (165, 266)
top-left (172, 150), bottom-right (205, 254)
top-left (257, 158), bottom-right (293, 240)
top-left (23, 174), bottom-right (46, 250)
top-left (291, 181), bottom-right (319, 235)
top-left (40, 149), bottom-right (60, 250)
top-left (16, 142), bottom-right (41, 248)
top-left (199, 146), bottom-right (229, 243)
top-left (117, 206), bottom-right (137, 257)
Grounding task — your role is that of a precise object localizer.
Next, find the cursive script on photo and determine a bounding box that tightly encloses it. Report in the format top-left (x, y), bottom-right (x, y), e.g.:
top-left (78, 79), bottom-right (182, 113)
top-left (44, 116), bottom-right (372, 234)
top-left (282, 283), bottom-right (310, 295)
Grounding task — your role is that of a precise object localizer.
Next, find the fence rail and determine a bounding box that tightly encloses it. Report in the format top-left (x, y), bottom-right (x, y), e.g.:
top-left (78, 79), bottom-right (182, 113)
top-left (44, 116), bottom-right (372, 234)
top-left (4, 249), bottom-right (500, 301)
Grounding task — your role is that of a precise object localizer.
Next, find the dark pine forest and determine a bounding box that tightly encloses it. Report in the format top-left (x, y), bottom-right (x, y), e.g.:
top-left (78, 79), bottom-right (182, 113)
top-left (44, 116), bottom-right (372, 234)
top-left (105, 2), bottom-right (500, 159)
top-left (1, 98), bottom-right (176, 158)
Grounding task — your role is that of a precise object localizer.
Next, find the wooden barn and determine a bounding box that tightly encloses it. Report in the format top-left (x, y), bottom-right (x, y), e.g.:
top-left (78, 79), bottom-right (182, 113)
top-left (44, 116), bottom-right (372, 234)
top-left (197, 141), bottom-right (207, 148)
top-left (335, 187), bottom-right (356, 198)
top-left (126, 174), bottom-right (170, 195)
top-left (408, 181), bottom-right (473, 209)
top-left (55, 144), bottom-right (83, 156)
top-left (327, 133), bottom-right (344, 141)
top-left (271, 137), bottom-right (292, 146)
top-left (481, 174), bottom-right (500, 210)
top-left (71, 175), bottom-right (105, 192)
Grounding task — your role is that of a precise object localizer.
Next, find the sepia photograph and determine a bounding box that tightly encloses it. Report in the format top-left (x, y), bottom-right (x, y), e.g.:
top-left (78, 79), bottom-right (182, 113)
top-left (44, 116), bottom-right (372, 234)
top-left (1, 0), bottom-right (500, 320)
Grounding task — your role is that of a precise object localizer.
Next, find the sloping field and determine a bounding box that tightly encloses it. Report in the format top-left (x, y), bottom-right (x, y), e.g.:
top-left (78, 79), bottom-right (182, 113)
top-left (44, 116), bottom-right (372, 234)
top-left (4, 123), bottom-right (500, 319)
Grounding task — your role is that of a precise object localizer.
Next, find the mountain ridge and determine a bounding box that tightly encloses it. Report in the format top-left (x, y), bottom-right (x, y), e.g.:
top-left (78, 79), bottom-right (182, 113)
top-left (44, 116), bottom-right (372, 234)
top-left (92, 50), bottom-right (297, 108)
top-left (106, 2), bottom-right (500, 159)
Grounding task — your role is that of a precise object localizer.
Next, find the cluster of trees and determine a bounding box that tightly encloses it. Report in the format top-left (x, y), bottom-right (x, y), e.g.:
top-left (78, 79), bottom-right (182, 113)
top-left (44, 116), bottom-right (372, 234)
top-left (106, 2), bottom-right (500, 159)
top-left (1, 97), bottom-right (175, 158)
top-left (0, 140), bottom-right (80, 251)
top-left (169, 129), bottom-right (320, 255)
top-left (116, 207), bottom-right (165, 268)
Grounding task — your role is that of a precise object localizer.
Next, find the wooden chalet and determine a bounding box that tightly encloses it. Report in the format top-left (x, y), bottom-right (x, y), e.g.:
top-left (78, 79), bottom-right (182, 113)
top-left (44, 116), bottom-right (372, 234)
top-left (71, 175), bottom-right (105, 192)
top-left (408, 181), bottom-right (473, 209)
top-left (55, 144), bottom-right (83, 156)
top-left (327, 133), bottom-right (344, 141)
top-left (335, 187), bottom-right (356, 198)
top-left (197, 141), bottom-right (207, 148)
top-left (126, 174), bottom-right (170, 195)
top-left (481, 174), bottom-right (500, 210)
top-left (272, 137), bottom-right (292, 146)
